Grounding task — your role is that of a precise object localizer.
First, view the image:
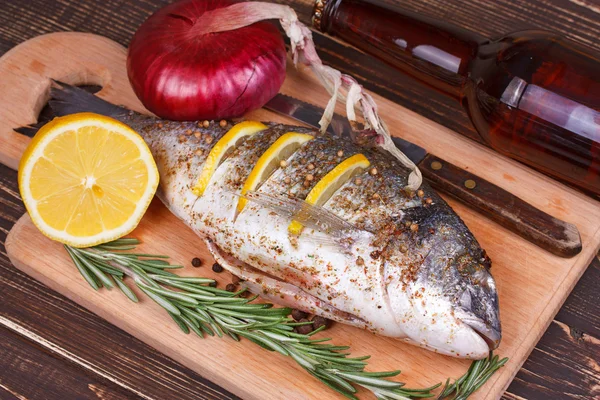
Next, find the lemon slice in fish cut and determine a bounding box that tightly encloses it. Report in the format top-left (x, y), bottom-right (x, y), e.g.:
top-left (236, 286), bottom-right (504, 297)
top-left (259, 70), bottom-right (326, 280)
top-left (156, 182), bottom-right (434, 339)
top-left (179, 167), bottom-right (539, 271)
top-left (237, 132), bottom-right (314, 213)
top-left (192, 121), bottom-right (267, 196)
top-left (288, 154), bottom-right (370, 235)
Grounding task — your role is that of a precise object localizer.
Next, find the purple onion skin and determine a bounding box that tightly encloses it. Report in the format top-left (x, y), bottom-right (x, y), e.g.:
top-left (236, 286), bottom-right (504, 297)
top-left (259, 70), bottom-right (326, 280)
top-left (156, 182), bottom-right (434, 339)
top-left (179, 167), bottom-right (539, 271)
top-left (127, 0), bottom-right (287, 121)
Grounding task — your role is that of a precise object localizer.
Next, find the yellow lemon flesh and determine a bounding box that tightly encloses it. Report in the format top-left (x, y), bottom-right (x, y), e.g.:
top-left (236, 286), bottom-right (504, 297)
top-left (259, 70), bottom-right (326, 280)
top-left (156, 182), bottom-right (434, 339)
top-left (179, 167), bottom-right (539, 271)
top-left (18, 113), bottom-right (159, 248)
top-left (238, 132), bottom-right (314, 213)
top-left (192, 121), bottom-right (267, 196)
top-left (288, 153), bottom-right (370, 235)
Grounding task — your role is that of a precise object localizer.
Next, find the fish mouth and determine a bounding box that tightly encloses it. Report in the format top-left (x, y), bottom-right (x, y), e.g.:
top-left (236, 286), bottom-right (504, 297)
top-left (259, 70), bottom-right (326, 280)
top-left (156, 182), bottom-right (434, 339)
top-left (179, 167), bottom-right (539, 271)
top-left (462, 316), bottom-right (501, 350)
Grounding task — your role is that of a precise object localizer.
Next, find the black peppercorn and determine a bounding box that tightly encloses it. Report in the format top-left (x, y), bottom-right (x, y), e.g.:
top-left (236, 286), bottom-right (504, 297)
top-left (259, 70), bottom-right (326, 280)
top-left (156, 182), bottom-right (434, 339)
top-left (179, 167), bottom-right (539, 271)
top-left (212, 263), bottom-right (224, 273)
top-left (225, 283), bottom-right (236, 292)
top-left (312, 316), bottom-right (331, 330)
top-left (295, 318), bottom-right (314, 335)
top-left (291, 309), bottom-right (308, 321)
top-left (208, 281), bottom-right (218, 287)
top-left (191, 257), bottom-right (202, 267)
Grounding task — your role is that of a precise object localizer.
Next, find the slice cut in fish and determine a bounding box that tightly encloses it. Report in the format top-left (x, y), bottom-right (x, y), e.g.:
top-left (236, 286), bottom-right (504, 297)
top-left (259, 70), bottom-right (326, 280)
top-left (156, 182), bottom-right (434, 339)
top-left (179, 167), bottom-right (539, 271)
top-left (238, 132), bottom-right (314, 212)
top-left (289, 154), bottom-right (370, 235)
top-left (192, 121), bottom-right (267, 196)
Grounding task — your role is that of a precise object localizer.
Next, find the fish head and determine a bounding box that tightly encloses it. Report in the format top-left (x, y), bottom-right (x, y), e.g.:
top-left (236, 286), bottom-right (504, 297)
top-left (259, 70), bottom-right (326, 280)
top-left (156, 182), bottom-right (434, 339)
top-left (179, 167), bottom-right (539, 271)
top-left (384, 227), bottom-right (501, 359)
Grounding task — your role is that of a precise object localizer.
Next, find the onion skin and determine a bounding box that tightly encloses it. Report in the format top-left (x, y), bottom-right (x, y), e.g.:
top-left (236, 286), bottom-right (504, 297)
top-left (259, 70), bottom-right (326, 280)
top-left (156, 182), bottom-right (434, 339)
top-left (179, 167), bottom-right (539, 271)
top-left (127, 0), bottom-right (287, 121)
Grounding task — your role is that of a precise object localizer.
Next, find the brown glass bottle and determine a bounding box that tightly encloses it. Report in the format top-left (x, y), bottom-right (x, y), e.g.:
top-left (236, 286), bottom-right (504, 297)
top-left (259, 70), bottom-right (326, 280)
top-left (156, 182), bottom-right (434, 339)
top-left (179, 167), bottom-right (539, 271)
top-left (315, 0), bottom-right (600, 196)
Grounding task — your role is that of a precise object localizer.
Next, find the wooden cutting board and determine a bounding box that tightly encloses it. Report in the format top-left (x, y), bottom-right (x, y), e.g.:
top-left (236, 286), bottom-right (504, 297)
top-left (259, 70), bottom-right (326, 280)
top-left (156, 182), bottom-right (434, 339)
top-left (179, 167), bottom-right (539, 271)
top-left (2, 32), bottom-right (600, 400)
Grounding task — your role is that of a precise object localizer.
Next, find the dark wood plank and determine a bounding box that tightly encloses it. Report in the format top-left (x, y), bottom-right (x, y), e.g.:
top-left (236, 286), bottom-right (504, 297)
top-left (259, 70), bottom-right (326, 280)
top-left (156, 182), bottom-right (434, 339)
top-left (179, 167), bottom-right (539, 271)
top-left (504, 320), bottom-right (600, 399)
top-left (0, 1), bottom-right (599, 399)
top-left (0, 326), bottom-right (141, 400)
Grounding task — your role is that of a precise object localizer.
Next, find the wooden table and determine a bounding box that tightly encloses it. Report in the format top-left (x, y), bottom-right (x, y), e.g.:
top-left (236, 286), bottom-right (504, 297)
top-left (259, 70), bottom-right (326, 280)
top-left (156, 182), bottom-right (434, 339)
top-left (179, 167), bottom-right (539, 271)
top-left (0, 0), bottom-right (598, 399)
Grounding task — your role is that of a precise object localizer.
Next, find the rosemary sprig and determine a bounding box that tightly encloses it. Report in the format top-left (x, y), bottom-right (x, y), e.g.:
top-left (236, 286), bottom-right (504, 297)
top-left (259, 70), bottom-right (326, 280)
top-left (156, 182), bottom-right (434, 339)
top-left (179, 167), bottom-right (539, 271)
top-left (65, 238), bottom-right (506, 399)
top-left (437, 353), bottom-right (508, 400)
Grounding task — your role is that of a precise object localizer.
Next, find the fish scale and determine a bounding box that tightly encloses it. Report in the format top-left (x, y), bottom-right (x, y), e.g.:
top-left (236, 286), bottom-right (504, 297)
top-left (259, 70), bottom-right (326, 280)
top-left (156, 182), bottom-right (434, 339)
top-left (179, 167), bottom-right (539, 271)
top-left (46, 82), bottom-right (502, 360)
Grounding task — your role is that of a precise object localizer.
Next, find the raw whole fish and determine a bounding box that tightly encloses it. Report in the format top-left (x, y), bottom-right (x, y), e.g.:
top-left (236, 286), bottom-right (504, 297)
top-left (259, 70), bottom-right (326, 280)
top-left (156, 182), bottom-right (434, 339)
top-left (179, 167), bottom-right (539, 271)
top-left (43, 83), bottom-right (501, 359)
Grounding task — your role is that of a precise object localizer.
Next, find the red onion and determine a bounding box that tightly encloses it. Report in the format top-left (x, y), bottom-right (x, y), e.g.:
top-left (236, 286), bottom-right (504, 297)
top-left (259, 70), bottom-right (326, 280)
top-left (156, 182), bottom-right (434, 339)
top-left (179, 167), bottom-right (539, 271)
top-left (129, 0), bottom-right (422, 189)
top-left (127, 0), bottom-right (286, 121)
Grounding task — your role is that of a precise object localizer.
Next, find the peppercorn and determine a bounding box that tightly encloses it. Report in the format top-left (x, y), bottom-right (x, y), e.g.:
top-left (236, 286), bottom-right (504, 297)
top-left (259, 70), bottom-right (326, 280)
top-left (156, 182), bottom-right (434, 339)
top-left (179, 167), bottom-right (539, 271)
top-left (195, 149), bottom-right (203, 157)
top-left (307, 163), bottom-right (315, 170)
top-left (185, 129), bottom-right (192, 135)
top-left (212, 263), bottom-right (224, 273)
top-left (417, 189), bottom-right (424, 198)
top-left (303, 180), bottom-right (311, 187)
top-left (280, 160), bottom-right (288, 168)
top-left (191, 257), bottom-right (202, 267)
top-left (291, 309), bottom-right (308, 321)
top-left (208, 281), bottom-right (218, 287)
top-left (306, 174), bottom-right (314, 181)
top-left (284, 177), bottom-right (291, 184)
top-left (225, 283), bottom-right (236, 292)
top-left (205, 136), bottom-right (214, 144)
top-left (369, 167), bottom-right (378, 176)
top-left (194, 131), bottom-right (202, 138)
top-left (295, 318), bottom-right (314, 335)
top-left (337, 150), bottom-right (344, 157)
top-left (219, 120), bottom-right (227, 127)
top-left (312, 316), bottom-right (331, 330)
top-left (203, 120), bottom-right (210, 128)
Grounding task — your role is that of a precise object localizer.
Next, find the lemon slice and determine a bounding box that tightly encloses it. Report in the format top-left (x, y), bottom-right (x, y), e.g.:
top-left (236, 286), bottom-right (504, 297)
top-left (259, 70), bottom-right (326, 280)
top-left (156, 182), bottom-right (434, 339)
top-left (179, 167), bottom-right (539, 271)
top-left (18, 112), bottom-right (159, 248)
top-left (192, 121), bottom-right (267, 196)
top-left (237, 132), bottom-right (314, 213)
top-left (288, 153), bottom-right (370, 235)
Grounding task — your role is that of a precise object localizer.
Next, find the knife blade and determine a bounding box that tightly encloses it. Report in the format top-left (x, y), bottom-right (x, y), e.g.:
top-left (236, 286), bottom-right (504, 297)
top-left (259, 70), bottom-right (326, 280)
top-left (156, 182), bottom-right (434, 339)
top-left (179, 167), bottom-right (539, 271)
top-left (265, 94), bottom-right (582, 257)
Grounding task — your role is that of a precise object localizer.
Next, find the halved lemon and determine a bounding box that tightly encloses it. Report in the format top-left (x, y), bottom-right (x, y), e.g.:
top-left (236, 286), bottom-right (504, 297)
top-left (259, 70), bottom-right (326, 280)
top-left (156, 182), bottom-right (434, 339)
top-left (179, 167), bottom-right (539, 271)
top-left (18, 112), bottom-right (159, 248)
top-left (288, 153), bottom-right (370, 235)
top-left (237, 132), bottom-right (314, 213)
top-left (192, 121), bottom-right (267, 196)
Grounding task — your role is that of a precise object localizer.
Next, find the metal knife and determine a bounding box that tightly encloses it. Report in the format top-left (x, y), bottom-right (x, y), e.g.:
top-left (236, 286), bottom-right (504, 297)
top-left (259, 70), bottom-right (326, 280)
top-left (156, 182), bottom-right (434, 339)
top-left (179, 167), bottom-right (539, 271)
top-left (265, 94), bottom-right (582, 258)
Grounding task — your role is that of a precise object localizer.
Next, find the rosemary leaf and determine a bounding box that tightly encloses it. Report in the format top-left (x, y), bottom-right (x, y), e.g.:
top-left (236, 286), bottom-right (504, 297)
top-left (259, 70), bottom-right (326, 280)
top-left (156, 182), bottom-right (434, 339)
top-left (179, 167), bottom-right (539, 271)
top-left (113, 276), bottom-right (139, 303)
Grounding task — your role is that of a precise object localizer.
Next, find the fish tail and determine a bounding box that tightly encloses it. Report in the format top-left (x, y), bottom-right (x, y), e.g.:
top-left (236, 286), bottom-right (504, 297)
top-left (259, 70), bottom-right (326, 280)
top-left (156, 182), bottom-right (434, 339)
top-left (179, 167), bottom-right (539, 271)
top-left (15, 80), bottom-right (129, 137)
top-left (48, 80), bottom-right (127, 118)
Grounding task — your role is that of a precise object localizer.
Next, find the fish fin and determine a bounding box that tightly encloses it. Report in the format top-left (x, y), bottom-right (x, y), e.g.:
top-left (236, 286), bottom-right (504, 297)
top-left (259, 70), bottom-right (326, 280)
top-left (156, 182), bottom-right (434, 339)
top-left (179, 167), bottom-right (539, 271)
top-left (48, 80), bottom-right (127, 118)
top-left (205, 240), bottom-right (367, 328)
top-left (240, 190), bottom-right (366, 236)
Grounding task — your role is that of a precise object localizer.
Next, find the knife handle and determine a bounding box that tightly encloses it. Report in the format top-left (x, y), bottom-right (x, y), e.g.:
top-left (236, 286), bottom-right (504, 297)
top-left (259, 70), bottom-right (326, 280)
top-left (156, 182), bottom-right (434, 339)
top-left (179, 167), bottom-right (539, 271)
top-left (419, 154), bottom-right (582, 257)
